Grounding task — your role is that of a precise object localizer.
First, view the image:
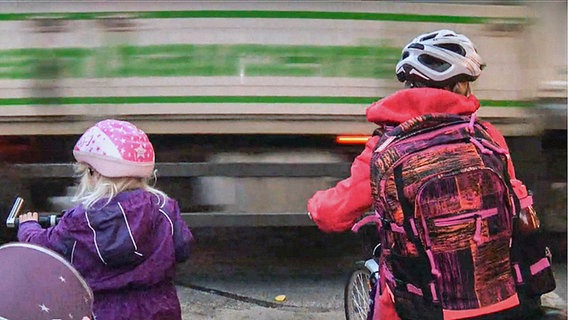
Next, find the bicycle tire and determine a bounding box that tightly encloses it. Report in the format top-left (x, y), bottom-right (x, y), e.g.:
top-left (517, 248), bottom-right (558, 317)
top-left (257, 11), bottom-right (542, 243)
top-left (344, 262), bottom-right (372, 320)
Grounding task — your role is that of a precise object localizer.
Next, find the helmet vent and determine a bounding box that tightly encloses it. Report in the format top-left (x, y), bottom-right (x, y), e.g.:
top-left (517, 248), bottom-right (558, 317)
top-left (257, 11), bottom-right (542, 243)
top-left (418, 54), bottom-right (451, 72)
top-left (408, 43), bottom-right (425, 50)
top-left (434, 43), bottom-right (466, 56)
top-left (401, 51), bottom-right (409, 60)
top-left (420, 33), bottom-right (437, 41)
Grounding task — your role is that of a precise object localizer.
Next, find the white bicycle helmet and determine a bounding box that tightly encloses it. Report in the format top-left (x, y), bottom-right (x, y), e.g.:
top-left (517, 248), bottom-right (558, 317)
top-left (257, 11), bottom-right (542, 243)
top-left (73, 119), bottom-right (155, 178)
top-left (395, 29), bottom-right (485, 87)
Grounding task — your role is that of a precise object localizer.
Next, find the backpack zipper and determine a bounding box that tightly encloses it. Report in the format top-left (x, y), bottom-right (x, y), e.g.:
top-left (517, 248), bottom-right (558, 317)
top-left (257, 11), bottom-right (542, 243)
top-left (433, 208), bottom-right (499, 245)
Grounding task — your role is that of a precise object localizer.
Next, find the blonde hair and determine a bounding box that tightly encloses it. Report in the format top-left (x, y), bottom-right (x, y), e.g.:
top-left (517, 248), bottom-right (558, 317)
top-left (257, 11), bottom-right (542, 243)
top-left (72, 162), bottom-right (167, 210)
top-left (405, 81), bottom-right (471, 97)
top-left (451, 82), bottom-right (471, 96)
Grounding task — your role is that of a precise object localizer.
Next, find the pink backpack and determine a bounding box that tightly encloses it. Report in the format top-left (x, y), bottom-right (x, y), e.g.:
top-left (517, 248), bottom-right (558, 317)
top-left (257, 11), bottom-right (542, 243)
top-left (369, 113), bottom-right (555, 320)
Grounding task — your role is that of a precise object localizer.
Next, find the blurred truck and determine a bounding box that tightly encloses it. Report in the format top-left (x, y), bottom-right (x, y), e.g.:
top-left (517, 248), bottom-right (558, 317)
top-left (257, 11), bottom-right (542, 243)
top-left (0, 1), bottom-right (565, 230)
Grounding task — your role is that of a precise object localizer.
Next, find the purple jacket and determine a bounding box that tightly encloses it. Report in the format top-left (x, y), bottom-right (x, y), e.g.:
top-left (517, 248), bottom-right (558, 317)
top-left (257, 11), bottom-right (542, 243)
top-left (18, 189), bottom-right (194, 320)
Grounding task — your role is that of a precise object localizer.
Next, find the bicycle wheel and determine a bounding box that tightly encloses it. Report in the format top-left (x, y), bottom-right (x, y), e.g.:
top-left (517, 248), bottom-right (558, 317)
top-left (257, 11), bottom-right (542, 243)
top-left (344, 262), bottom-right (372, 320)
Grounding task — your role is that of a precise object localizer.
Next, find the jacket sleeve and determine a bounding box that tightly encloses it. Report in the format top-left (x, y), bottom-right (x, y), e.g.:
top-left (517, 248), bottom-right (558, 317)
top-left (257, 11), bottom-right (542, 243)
top-left (17, 210), bottom-right (76, 258)
top-left (307, 136), bottom-right (380, 233)
top-left (169, 200), bottom-right (194, 263)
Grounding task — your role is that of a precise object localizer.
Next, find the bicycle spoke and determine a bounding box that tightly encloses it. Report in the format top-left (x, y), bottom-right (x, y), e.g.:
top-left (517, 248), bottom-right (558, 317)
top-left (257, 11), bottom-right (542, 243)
top-left (346, 270), bottom-right (371, 320)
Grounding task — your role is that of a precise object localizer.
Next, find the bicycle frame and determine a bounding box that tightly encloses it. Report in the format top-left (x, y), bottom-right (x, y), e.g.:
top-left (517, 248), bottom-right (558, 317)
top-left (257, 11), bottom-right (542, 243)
top-left (344, 213), bottom-right (382, 320)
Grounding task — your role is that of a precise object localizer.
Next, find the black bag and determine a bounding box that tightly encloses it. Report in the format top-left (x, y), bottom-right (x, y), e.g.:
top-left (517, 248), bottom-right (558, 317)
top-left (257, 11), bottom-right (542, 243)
top-left (511, 204), bottom-right (556, 298)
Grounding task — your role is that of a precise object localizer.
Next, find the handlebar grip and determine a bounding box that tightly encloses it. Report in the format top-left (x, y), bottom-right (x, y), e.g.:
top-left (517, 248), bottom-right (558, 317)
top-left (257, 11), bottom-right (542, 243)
top-left (39, 215), bottom-right (62, 228)
top-left (11, 215), bottom-right (61, 228)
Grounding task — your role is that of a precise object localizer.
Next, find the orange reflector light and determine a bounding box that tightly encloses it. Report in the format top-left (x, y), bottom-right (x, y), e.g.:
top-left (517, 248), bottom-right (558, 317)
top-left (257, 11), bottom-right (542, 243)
top-left (336, 135), bottom-right (371, 145)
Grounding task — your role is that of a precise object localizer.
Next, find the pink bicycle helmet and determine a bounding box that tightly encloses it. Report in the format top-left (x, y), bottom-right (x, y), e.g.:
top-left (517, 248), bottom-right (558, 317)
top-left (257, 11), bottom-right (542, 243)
top-left (395, 29), bottom-right (485, 87)
top-left (73, 119), bottom-right (155, 178)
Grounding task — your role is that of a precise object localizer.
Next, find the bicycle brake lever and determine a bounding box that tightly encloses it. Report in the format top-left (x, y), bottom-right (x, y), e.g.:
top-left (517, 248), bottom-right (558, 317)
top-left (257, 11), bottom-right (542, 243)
top-left (6, 197), bottom-right (24, 228)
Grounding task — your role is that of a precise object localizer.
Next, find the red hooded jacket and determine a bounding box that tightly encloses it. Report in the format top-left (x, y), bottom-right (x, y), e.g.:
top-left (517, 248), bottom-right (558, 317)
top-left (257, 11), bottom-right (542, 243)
top-left (307, 88), bottom-right (527, 233)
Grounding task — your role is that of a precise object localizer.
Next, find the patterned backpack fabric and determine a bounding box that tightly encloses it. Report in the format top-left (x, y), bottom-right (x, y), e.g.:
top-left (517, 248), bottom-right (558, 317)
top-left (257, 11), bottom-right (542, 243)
top-left (369, 113), bottom-right (554, 320)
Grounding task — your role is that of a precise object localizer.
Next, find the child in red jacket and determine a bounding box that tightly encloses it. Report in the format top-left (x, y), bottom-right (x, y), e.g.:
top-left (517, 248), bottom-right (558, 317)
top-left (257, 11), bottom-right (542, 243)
top-left (307, 29), bottom-right (534, 320)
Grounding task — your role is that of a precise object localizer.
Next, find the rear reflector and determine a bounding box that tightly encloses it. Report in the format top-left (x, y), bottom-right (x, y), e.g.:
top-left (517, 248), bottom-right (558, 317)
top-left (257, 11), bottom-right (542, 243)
top-left (335, 135), bottom-right (371, 145)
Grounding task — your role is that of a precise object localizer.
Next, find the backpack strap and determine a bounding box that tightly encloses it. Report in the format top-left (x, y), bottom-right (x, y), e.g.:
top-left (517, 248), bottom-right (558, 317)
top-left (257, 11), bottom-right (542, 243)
top-left (393, 164), bottom-right (440, 304)
top-left (393, 165), bottom-right (420, 244)
top-left (466, 123), bottom-right (521, 213)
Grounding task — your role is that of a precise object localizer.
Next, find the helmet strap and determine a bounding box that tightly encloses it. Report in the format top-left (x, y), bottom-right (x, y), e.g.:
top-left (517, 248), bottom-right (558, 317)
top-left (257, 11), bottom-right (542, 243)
top-left (405, 81), bottom-right (430, 89)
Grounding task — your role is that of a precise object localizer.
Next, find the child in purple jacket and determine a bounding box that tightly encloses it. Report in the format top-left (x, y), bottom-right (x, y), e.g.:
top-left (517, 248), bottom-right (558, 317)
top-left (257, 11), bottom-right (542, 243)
top-left (18, 119), bottom-right (194, 320)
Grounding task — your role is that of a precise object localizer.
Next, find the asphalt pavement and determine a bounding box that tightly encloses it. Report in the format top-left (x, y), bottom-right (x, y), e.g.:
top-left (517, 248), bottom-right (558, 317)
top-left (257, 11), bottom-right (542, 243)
top-left (174, 227), bottom-right (567, 320)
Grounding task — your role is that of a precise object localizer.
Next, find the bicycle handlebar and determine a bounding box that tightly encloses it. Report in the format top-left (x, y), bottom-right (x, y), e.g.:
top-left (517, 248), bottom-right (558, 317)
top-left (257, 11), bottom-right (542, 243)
top-left (6, 197), bottom-right (62, 229)
top-left (351, 213), bottom-right (382, 233)
top-left (9, 215), bottom-right (62, 228)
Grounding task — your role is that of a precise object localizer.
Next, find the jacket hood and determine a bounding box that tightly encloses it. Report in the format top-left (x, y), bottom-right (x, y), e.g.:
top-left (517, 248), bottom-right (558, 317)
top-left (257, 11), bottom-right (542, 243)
top-left (85, 189), bottom-right (158, 267)
top-left (366, 88), bottom-right (480, 124)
